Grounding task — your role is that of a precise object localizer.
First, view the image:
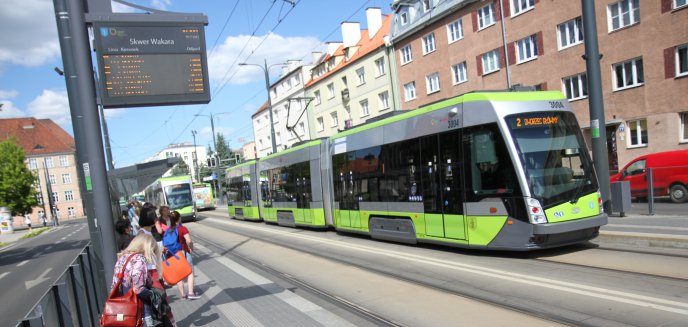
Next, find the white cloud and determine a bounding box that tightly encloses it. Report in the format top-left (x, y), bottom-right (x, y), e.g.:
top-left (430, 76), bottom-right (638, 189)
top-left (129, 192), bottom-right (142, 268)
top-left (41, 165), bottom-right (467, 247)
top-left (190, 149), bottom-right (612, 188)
top-left (208, 33), bottom-right (321, 85)
top-left (27, 89), bottom-right (71, 127)
top-left (151, 0), bottom-right (172, 10)
top-left (0, 90), bottom-right (18, 99)
top-left (0, 0), bottom-right (60, 67)
top-left (111, 1), bottom-right (138, 13)
top-left (200, 126), bottom-right (236, 140)
top-left (0, 100), bottom-right (26, 119)
top-left (103, 108), bottom-right (127, 119)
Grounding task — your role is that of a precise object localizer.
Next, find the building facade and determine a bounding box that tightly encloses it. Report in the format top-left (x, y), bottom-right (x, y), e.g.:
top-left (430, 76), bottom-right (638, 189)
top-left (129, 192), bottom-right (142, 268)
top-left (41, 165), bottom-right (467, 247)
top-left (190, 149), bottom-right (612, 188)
top-left (0, 118), bottom-right (85, 226)
top-left (145, 142), bottom-right (208, 182)
top-left (390, 0), bottom-right (688, 173)
top-left (252, 60), bottom-right (313, 158)
top-left (305, 8), bottom-right (399, 139)
top-left (242, 141), bottom-right (257, 161)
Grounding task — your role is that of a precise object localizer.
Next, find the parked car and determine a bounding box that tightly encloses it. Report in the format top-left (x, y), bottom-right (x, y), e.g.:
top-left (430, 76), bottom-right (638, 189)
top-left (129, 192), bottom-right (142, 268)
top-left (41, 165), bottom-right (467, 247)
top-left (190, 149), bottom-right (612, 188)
top-left (610, 149), bottom-right (688, 203)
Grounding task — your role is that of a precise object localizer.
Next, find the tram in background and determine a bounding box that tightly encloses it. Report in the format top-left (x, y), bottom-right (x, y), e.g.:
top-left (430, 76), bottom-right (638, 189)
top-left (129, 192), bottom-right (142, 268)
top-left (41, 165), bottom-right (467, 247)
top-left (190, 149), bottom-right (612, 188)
top-left (192, 183), bottom-right (215, 210)
top-left (225, 161), bottom-right (261, 221)
top-left (145, 175), bottom-right (196, 221)
top-left (224, 90), bottom-right (607, 250)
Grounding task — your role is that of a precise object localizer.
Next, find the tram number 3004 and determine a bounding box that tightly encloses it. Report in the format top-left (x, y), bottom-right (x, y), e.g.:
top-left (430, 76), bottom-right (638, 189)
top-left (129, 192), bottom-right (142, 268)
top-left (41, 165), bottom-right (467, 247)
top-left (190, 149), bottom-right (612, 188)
top-left (549, 101), bottom-right (565, 109)
top-left (448, 119), bottom-right (460, 129)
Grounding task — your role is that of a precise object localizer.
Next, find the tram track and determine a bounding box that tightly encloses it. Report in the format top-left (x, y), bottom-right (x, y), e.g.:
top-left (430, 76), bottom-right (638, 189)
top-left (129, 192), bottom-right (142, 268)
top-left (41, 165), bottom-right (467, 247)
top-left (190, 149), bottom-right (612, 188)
top-left (193, 216), bottom-right (579, 327)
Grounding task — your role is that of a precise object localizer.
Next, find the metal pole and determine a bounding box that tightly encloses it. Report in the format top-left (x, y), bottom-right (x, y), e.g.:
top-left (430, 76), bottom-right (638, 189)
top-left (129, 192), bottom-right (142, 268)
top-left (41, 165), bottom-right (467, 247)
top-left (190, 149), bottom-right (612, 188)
top-left (99, 104), bottom-right (115, 170)
top-left (43, 159), bottom-right (57, 224)
top-left (209, 115), bottom-right (220, 198)
top-left (192, 130), bottom-right (198, 182)
top-left (581, 0), bottom-right (612, 214)
top-left (498, 0), bottom-right (512, 88)
top-left (264, 59), bottom-right (277, 154)
top-left (647, 168), bottom-right (655, 215)
top-left (61, 0), bottom-right (117, 284)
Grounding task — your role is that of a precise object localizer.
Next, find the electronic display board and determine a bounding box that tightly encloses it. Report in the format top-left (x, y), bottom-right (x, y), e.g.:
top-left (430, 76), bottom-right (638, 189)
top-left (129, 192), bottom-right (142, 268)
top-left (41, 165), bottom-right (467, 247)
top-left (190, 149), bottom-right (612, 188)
top-left (93, 22), bottom-right (211, 108)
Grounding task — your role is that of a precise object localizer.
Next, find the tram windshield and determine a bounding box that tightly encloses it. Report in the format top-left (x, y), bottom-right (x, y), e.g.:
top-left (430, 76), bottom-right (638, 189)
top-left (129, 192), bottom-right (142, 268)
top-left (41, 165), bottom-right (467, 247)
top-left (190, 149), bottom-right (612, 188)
top-left (505, 111), bottom-right (598, 208)
top-left (164, 183), bottom-right (193, 210)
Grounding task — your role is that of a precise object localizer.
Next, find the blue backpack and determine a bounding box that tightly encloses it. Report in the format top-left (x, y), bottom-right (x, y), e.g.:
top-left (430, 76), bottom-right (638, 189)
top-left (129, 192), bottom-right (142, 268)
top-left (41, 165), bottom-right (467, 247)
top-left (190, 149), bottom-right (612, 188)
top-left (163, 226), bottom-right (182, 255)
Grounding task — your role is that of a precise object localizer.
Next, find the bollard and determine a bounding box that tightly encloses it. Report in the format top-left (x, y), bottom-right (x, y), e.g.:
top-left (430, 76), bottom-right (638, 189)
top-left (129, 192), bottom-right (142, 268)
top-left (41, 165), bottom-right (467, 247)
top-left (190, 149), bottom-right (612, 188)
top-left (647, 167), bottom-right (654, 216)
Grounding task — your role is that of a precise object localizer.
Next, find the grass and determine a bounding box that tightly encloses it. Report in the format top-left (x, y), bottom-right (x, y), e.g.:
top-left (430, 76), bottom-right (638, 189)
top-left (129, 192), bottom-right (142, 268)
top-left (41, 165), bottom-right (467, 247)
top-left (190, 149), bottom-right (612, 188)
top-left (0, 242), bottom-right (7, 248)
top-left (20, 227), bottom-right (50, 239)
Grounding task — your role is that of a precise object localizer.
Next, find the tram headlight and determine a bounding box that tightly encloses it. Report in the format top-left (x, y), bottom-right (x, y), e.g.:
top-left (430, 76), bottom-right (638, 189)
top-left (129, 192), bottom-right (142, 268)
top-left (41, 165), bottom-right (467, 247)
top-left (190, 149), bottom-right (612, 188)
top-left (526, 198), bottom-right (548, 224)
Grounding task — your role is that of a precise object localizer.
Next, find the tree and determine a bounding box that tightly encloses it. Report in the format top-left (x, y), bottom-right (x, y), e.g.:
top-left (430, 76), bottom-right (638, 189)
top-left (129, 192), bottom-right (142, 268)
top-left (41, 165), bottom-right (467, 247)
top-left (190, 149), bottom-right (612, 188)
top-left (170, 159), bottom-right (190, 176)
top-left (0, 138), bottom-right (38, 215)
top-left (214, 133), bottom-right (234, 193)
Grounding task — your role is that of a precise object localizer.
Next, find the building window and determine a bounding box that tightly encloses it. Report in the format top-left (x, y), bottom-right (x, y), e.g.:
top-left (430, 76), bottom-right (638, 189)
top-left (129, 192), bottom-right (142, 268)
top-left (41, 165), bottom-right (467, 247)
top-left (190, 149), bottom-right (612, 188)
top-left (400, 45), bottom-right (413, 65)
top-left (62, 173), bottom-right (71, 184)
top-left (356, 67), bottom-right (366, 85)
top-left (681, 112), bottom-right (688, 142)
top-left (422, 0), bottom-right (431, 12)
top-left (422, 33), bottom-right (436, 55)
top-left (273, 109), bottom-right (279, 123)
top-left (259, 139), bottom-right (264, 149)
top-left (360, 100), bottom-right (370, 117)
top-left (517, 34), bottom-right (538, 63)
top-left (511, 0), bottom-right (535, 16)
top-left (676, 0), bottom-right (688, 9)
top-left (59, 155), bottom-right (68, 167)
top-left (36, 193), bottom-right (43, 206)
top-left (426, 73), bottom-right (440, 94)
top-left (677, 44), bottom-right (688, 77)
top-left (55, 209), bottom-right (61, 218)
top-left (68, 207), bottom-right (76, 218)
top-left (65, 190), bottom-right (74, 201)
top-left (378, 91), bottom-right (390, 111)
top-left (447, 19), bottom-right (463, 43)
top-left (317, 117), bottom-right (325, 132)
top-left (375, 57), bottom-right (386, 77)
top-left (276, 132), bottom-right (281, 145)
top-left (563, 73), bottom-right (588, 101)
top-left (330, 112), bottom-right (339, 127)
top-left (452, 62), bottom-right (468, 84)
top-left (404, 82), bottom-right (417, 101)
top-left (627, 119), bottom-right (648, 147)
top-left (613, 57), bottom-right (644, 90)
top-left (314, 90), bottom-right (321, 105)
top-left (477, 3), bottom-right (495, 30)
top-left (49, 174), bottom-right (56, 185)
top-left (400, 11), bottom-right (409, 25)
top-left (608, 0), bottom-right (640, 32)
top-left (52, 192), bottom-right (59, 203)
top-left (558, 17), bottom-right (584, 49)
top-left (45, 157), bottom-right (54, 168)
top-left (327, 83), bottom-right (335, 99)
top-left (298, 122), bottom-right (305, 136)
top-left (28, 158), bottom-right (38, 170)
top-left (482, 50), bottom-right (500, 74)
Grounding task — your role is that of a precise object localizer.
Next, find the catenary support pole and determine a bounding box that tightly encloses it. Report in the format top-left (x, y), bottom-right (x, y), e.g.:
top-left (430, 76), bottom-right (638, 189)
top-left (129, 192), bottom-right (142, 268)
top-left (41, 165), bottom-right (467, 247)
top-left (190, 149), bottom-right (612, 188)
top-left (52, 0), bottom-right (107, 297)
top-left (581, 0), bottom-right (612, 213)
top-left (62, 0), bottom-right (117, 284)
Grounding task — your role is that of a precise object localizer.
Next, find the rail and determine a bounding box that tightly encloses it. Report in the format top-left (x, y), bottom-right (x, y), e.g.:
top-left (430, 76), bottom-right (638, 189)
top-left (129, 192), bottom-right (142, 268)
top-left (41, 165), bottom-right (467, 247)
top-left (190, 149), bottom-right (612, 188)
top-left (17, 244), bottom-right (106, 327)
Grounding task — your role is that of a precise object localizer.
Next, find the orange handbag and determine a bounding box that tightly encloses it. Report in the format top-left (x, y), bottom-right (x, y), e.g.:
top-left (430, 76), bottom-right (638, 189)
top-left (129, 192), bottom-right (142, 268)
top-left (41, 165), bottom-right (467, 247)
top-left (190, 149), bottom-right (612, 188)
top-left (100, 255), bottom-right (144, 327)
top-left (162, 251), bottom-right (192, 285)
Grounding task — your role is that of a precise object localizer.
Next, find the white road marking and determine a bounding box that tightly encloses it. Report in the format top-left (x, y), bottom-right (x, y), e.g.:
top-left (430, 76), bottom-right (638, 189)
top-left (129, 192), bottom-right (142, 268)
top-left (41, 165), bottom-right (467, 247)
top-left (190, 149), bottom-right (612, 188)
top-left (206, 217), bottom-right (688, 316)
top-left (60, 237), bottom-right (66, 241)
top-left (0, 272), bottom-right (9, 280)
top-left (16, 260), bottom-right (29, 267)
top-left (25, 267), bottom-right (52, 290)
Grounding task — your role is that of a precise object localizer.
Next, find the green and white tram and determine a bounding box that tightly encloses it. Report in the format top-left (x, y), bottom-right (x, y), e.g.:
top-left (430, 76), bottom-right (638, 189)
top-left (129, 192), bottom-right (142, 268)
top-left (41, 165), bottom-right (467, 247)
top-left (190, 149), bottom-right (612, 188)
top-left (231, 90), bottom-right (607, 250)
top-left (225, 160), bottom-right (261, 221)
top-left (145, 175), bottom-right (196, 222)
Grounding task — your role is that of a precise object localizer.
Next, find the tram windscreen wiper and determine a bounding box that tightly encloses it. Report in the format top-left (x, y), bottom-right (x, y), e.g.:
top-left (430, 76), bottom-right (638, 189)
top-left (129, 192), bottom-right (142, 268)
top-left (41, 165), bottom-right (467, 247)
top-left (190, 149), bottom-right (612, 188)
top-left (570, 179), bottom-right (585, 204)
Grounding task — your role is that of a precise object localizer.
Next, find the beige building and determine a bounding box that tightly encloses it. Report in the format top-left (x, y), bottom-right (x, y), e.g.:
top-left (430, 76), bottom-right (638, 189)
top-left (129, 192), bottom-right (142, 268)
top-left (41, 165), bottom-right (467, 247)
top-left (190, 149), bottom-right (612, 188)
top-left (0, 118), bottom-right (85, 227)
top-left (242, 141), bottom-right (257, 161)
top-left (390, 0), bottom-right (688, 173)
top-left (306, 8), bottom-right (399, 139)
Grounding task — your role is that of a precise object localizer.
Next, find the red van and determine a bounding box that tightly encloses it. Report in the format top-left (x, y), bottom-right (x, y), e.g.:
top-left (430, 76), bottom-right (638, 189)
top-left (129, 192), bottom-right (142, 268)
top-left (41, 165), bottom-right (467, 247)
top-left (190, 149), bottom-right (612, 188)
top-left (610, 149), bottom-right (688, 203)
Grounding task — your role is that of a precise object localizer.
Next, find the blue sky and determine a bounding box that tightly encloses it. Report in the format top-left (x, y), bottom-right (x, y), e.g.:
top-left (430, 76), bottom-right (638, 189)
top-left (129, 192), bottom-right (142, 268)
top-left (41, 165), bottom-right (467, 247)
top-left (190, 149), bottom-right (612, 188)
top-left (0, 0), bottom-right (391, 167)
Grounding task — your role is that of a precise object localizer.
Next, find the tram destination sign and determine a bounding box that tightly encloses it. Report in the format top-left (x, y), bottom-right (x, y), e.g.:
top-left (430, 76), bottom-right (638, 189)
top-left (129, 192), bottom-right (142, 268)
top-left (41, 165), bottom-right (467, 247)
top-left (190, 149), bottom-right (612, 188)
top-left (93, 21), bottom-right (211, 108)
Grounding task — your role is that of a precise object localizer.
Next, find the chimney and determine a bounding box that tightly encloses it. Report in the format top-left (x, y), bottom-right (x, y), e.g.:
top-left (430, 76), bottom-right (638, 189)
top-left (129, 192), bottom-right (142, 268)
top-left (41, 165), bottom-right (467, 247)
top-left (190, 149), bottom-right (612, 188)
top-left (326, 42), bottom-right (342, 55)
top-left (366, 7), bottom-right (382, 39)
top-left (311, 51), bottom-right (323, 63)
top-left (341, 21), bottom-right (361, 47)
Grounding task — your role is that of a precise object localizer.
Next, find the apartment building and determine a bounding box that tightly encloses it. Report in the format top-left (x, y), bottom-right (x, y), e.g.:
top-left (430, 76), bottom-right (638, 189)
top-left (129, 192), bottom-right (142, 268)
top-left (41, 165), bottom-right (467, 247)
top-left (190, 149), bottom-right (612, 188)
top-left (144, 142), bottom-right (207, 181)
top-left (253, 60), bottom-right (313, 158)
top-left (305, 8), bottom-right (398, 139)
top-left (0, 118), bottom-right (85, 226)
top-left (390, 0), bottom-right (688, 173)
top-left (241, 141), bottom-right (257, 161)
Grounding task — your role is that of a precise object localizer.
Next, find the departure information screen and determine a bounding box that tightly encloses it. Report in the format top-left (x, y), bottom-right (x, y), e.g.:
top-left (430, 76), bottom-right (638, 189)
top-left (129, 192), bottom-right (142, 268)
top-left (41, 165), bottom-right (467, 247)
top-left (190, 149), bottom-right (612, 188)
top-left (93, 22), bottom-right (210, 108)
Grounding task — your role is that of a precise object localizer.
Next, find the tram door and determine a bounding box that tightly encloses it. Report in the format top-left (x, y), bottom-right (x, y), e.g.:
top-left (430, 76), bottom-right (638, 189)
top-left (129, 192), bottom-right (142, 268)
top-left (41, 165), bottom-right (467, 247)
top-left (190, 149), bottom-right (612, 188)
top-left (296, 163), bottom-right (312, 224)
top-left (421, 131), bottom-right (466, 240)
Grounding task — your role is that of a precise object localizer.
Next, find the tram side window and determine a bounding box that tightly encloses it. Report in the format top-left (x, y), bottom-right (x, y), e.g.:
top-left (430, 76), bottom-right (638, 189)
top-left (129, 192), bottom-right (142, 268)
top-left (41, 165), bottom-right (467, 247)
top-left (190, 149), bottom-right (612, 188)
top-left (295, 161), bottom-right (312, 208)
top-left (463, 124), bottom-right (521, 201)
top-left (440, 130), bottom-right (464, 214)
top-left (379, 139), bottom-right (420, 202)
top-left (421, 135), bottom-right (441, 213)
top-left (260, 171), bottom-right (271, 205)
top-left (228, 176), bottom-right (244, 202)
top-left (242, 177), bottom-right (251, 202)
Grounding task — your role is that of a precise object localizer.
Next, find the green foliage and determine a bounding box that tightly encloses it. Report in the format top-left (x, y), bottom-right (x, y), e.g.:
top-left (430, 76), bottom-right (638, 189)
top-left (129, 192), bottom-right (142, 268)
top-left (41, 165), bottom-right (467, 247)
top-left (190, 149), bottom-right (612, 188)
top-left (170, 158), bottom-right (190, 176)
top-left (21, 227), bottom-right (49, 239)
top-left (0, 139), bottom-right (38, 215)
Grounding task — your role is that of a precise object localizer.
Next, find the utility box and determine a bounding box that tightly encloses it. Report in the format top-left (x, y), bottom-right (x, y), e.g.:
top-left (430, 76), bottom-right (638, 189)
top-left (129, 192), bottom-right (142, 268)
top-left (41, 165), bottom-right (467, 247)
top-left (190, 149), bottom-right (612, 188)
top-left (0, 207), bottom-right (14, 233)
top-left (610, 181), bottom-right (632, 217)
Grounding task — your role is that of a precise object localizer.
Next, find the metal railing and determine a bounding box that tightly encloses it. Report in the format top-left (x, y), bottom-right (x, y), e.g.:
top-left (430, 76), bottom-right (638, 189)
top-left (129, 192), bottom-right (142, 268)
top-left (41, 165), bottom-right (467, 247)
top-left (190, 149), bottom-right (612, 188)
top-left (17, 244), bottom-right (106, 327)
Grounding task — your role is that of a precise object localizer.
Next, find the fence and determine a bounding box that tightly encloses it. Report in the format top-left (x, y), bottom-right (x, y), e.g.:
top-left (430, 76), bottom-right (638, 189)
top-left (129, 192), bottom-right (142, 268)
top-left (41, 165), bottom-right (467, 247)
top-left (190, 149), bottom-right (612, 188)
top-left (17, 244), bottom-right (106, 327)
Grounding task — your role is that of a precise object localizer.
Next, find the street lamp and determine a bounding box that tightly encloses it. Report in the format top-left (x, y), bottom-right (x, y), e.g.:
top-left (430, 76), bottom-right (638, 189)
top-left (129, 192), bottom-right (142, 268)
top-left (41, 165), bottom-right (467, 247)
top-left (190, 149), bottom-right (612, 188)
top-left (191, 130), bottom-right (199, 182)
top-left (194, 112), bottom-right (231, 203)
top-left (238, 59), bottom-right (286, 154)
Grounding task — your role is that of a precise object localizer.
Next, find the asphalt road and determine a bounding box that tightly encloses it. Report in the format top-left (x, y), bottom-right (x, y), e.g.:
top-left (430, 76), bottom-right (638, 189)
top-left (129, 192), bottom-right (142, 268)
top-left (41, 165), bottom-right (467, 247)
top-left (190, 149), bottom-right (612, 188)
top-left (0, 220), bottom-right (90, 327)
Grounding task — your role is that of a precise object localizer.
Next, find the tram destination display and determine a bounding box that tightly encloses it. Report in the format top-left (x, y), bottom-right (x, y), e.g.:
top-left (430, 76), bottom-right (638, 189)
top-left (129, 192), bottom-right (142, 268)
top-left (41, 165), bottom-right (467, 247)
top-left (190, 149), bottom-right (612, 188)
top-left (93, 22), bottom-right (211, 108)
